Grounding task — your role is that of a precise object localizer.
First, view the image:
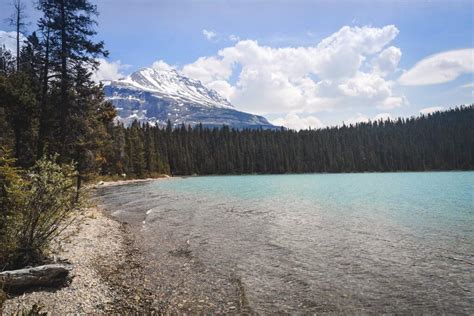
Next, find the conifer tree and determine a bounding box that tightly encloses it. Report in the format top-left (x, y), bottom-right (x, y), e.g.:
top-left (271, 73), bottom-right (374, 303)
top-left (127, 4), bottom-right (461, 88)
top-left (35, 0), bottom-right (110, 187)
top-left (8, 0), bottom-right (27, 71)
top-left (0, 72), bottom-right (38, 167)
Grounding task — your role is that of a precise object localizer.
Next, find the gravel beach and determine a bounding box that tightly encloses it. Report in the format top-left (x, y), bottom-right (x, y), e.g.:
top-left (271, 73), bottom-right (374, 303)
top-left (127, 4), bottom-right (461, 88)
top-left (2, 177), bottom-right (252, 314)
top-left (1, 206), bottom-right (157, 315)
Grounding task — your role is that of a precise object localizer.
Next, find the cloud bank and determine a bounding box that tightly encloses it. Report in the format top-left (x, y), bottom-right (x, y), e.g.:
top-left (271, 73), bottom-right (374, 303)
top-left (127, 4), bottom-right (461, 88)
top-left (419, 106), bottom-right (444, 115)
top-left (91, 58), bottom-right (128, 82)
top-left (399, 49), bottom-right (473, 86)
top-left (175, 25), bottom-right (406, 116)
top-left (271, 112), bottom-right (325, 130)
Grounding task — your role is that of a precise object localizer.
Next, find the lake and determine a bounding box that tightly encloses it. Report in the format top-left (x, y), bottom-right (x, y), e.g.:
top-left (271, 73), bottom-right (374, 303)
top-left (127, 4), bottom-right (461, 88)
top-left (96, 172), bottom-right (474, 313)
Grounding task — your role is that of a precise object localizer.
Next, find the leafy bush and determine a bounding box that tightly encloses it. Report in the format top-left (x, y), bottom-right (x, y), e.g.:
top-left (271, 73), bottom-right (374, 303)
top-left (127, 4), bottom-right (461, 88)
top-left (0, 150), bottom-right (82, 269)
top-left (0, 148), bottom-right (24, 269)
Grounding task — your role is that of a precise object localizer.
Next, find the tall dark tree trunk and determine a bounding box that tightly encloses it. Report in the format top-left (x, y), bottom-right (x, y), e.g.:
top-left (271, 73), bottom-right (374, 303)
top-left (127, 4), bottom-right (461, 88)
top-left (9, 0), bottom-right (26, 72)
top-left (37, 28), bottom-right (50, 159)
top-left (16, 5), bottom-right (20, 71)
top-left (59, 0), bottom-right (69, 153)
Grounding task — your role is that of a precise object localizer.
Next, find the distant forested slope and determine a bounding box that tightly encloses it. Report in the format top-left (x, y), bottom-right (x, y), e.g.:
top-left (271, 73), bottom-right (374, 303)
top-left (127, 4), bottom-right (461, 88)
top-left (0, 0), bottom-right (471, 184)
top-left (0, 0), bottom-right (472, 180)
top-left (102, 106), bottom-right (473, 176)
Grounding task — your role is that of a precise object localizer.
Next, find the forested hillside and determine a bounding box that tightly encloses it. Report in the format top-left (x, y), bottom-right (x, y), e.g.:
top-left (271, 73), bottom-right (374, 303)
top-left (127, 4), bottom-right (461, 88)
top-left (0, 1), bottom-right (472, 181)
top-left (104, 106), bottom-right (473, 176)
top-left (0, 0), bottom-right (115, 188)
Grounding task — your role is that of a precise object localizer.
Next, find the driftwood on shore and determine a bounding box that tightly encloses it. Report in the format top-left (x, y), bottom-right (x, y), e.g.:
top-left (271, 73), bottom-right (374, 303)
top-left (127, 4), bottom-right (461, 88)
top-left (0, 264), bottom-right (71, 291)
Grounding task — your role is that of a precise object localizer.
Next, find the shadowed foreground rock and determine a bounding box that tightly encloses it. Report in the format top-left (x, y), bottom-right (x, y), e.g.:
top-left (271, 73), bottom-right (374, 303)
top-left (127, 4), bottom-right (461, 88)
top-left (0, 264), bottom-right (70, 291)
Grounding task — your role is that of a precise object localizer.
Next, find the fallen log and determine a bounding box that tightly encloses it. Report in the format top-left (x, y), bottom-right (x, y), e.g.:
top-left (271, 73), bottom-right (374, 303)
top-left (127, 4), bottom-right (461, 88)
top-left (0, 264), bottom-right (71, 291)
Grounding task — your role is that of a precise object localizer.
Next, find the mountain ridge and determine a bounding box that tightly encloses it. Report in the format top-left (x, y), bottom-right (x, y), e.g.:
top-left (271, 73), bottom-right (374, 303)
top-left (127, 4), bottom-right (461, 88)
top-left (104, 68), bottom-right (276, 129)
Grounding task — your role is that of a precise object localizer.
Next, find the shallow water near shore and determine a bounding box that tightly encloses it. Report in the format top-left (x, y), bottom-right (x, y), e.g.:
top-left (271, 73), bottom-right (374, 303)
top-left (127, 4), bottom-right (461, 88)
top-left (96, 172), bottom-right (474, 313)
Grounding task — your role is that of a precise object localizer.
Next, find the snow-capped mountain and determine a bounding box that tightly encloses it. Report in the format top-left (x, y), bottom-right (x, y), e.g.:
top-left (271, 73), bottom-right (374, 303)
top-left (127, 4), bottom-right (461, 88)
top-left (104, 68), bottom-right (276, 129)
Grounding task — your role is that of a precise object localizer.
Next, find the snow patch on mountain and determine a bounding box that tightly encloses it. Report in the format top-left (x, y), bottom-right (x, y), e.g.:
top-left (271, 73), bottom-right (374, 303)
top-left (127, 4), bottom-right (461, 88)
top-left (104, 68), bottom-right (276, 129)
top-left (110, 68), bottom-right (233, 108)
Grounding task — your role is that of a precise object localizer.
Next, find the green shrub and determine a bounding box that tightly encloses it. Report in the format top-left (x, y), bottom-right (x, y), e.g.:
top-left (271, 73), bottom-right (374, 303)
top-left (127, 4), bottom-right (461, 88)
top-left (0, 148), bottom-right (24, 268)
top-left (0, 150), bottom-right (82, 269)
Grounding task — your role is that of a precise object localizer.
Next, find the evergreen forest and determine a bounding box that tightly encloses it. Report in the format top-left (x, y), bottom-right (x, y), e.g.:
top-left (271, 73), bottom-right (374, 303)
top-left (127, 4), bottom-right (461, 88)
top-left (0, 0), bottom-right (472, 183)
top-left (105, 107), bottom-right (474, 177)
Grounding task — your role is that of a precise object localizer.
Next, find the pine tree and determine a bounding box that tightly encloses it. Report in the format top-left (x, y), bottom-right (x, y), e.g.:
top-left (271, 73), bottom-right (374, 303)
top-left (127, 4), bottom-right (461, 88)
top-left (127, 121), bottom-right (146, 177)
top-left (8, 0), bottom-right (27, 72)
top-left (35, 0), bottom-right (109, 188)
top-left (0, 73), bottom-right (38, 167)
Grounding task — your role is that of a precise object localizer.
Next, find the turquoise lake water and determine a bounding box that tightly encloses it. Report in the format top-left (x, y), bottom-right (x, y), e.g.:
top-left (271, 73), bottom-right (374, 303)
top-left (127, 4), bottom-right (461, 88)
top-left (98, 172), bottom-right (474, 313)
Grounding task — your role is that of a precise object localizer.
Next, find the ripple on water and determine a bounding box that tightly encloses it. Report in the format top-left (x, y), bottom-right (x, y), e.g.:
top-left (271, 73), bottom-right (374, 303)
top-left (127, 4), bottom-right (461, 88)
top-left (96, 172), bottom-right (474, 314)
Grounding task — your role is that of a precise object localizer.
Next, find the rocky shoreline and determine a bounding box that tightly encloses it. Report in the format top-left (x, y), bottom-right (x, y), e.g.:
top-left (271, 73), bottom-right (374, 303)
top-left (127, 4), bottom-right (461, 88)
top-left (95, 179), bottom-right (254, 314)
top-left (93, 176), bottom-right (171, 188)
top-left (1, 207), bottom-right (157, 315)
top-left (2, 177), bottom-right (247, 315)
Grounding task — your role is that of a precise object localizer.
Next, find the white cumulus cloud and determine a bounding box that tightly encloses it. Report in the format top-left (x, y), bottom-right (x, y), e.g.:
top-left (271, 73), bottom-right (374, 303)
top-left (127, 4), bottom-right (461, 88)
top-left (419, 106), bottom-right (444, 115)
top-left (398, 49), bottom-right (474, 86)
top-left (152, 59), bottom-right (175, 71)
top-left (91, 58), bottom-right (129, 82)
top-left (372, 46), bottom-right (402, 76)
top-left (179, 25), bottom-right (405, 115)
top-left (272, 112), bottom-right (325, 130)
top-left (314, 25), bottom-right (399, 79)
top-left (229, 34), bottom-right (240, 42)
top-left (206, 80), bottom-right (235, 100)
top-left (182, 56), bottom-right (233, 83)
top-left (202, 29), bottom-right (217, 41)
top-left (378, 95), bottom-right (407, 109)
top-left (338, 71), bottom-right (392, 98)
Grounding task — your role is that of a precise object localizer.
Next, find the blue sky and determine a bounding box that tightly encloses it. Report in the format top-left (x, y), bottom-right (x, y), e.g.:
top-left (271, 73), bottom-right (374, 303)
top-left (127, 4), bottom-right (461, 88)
top-left (0, 0), bottom-right (473, 128)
